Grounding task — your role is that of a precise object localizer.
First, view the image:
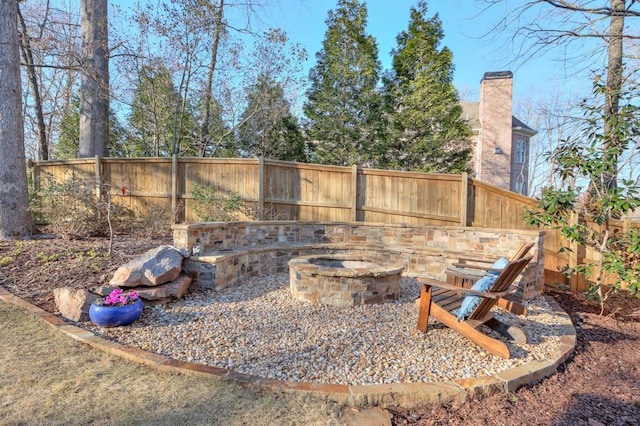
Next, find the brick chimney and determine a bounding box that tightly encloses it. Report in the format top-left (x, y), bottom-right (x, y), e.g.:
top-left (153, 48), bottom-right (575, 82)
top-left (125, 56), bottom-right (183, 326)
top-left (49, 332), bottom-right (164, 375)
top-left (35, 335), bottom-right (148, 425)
top-left (477, 71), bottom-right (513, 190)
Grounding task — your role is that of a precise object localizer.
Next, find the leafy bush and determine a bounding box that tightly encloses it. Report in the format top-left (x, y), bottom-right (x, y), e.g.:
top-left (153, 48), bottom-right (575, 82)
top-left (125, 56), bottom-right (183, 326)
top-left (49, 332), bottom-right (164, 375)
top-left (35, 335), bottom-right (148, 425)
top-left (190, 185), bottom-right (289, 222)
top-left (525, 82), bottom-right (640, 303)
top-left (125, 202), bottom-right (181, 238)
top-left (191, 184), bottom-right (244, 222)
top-left (31, 177), bottom-right (130, 238)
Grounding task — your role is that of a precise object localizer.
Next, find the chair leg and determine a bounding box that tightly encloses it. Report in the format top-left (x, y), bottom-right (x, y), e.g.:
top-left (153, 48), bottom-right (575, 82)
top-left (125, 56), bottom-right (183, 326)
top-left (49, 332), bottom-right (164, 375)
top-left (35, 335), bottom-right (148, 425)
top-left (485, 317), bottom-right (528, 344)
top-left (497, 294), bottom-right (527, 316)
top-left (416, 284), bottom-right (432, 333)
top-left (430, 303), bottom-right (511, 359)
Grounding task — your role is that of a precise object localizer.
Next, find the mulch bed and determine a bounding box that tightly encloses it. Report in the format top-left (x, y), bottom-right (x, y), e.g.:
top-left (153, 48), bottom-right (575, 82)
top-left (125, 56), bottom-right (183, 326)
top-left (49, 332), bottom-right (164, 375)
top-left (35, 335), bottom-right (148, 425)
top-left (389, 288), bottom-right (640, 425)
top-left (1, 231), bottom-right (639, 425)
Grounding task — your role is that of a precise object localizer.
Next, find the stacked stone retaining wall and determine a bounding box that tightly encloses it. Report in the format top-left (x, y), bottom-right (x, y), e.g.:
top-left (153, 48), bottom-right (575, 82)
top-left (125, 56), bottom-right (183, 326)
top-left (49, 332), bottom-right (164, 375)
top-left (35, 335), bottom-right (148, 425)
top-left (172, 222), bottom-right (545, 299)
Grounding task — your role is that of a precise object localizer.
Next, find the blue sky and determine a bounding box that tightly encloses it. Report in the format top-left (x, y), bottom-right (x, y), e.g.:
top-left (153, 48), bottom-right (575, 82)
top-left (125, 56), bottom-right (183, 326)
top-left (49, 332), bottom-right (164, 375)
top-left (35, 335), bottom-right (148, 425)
top-left (257, 0), bottom-right (596, 104)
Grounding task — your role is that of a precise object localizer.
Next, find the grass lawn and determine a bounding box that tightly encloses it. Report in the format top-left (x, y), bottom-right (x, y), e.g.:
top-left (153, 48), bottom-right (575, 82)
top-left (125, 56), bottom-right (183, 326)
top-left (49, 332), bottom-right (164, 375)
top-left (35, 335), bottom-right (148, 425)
top-left (0, 301), bottom-right (343, 425)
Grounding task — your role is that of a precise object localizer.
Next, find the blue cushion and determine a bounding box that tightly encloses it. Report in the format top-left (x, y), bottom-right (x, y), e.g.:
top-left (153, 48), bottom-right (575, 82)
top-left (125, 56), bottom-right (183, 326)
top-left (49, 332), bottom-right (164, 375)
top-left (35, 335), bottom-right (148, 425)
top-left (487, 257), bottom-right (509, 275)
top-left (452, 275), bottom-right (497, 321)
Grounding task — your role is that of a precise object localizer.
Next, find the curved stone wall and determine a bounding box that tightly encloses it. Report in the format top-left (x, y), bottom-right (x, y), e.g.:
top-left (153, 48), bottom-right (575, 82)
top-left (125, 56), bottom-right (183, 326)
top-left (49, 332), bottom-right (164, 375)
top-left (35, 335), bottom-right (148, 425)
top-left (173, 221), bottom-right (546, 299)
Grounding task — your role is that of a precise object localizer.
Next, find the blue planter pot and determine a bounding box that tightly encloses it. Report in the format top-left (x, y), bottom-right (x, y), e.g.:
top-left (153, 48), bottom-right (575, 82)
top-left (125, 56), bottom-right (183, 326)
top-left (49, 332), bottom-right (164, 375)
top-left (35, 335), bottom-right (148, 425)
top-left (89, 298), bottom-right (143, 327)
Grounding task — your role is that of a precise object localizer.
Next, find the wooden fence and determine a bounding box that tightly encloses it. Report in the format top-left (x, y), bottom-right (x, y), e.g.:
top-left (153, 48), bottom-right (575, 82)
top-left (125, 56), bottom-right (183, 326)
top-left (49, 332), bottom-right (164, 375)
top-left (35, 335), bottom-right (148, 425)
top-left (29, 156), bottom-right (639, 291)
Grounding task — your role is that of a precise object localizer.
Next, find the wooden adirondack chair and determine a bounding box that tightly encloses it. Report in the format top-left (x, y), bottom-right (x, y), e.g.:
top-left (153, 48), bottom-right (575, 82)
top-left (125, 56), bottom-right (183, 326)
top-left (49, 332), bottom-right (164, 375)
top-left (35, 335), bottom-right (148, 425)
top-left (416, 256), bottom-right (533, 359)
top-left (446, 242), bottom-right (534, 316)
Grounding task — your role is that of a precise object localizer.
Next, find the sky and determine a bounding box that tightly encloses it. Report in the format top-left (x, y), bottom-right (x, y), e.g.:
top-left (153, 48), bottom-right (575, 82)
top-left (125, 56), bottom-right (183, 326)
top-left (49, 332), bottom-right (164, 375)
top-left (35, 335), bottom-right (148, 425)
top-left (253, 0), bottom-right (598, 105)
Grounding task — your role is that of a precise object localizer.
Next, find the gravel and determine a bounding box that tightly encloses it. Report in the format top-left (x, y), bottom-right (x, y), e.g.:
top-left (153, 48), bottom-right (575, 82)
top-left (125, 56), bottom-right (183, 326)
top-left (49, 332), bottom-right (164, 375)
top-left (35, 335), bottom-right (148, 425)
top-left (85, 274), bottom-right (570, 386)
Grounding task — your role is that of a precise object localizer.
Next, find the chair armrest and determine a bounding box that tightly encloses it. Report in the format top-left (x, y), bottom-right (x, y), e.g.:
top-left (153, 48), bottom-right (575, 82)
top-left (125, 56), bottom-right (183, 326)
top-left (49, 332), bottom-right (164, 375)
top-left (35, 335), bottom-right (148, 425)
top-left (450, 263), bottom-right (503, 274)
top-left (418, 277), bottom-right (516, 299)
top-left (457, 257), bottom-right (493, 265)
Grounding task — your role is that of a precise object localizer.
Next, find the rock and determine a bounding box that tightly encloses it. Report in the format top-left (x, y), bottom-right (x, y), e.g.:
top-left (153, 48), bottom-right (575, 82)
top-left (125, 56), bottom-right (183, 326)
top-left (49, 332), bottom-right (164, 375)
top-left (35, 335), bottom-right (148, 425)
top-left (92, 285), bottom-right (118, 296)
top-left (129, 275), bottom-right (192, 301)
top-left (53, 287), bottom-right (97, 322)
top-left (341, 407), bottom-right (392, 426)
top-left (110, 245), bottom-right (184, 287)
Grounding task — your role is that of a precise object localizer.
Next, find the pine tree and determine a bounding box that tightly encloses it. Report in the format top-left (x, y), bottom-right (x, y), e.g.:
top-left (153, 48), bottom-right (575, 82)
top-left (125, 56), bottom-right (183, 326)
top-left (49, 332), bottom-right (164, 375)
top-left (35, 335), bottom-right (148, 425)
top-left (383, 1), bottom-right (471, 173)
top-left (238, 75), bottom-right (307, 162)
top-left (56, 98), bottom-right (126, 159)
top-left (303, 0), bottom-right (385, 167)
top-left (127, 64), bottom-right (197, 157)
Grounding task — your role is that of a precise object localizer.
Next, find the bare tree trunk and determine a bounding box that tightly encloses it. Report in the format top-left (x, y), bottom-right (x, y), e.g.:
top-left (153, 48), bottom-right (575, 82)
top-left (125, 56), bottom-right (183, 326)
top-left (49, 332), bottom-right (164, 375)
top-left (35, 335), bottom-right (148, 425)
top-left (0, 0), bottom-right (35, 239)
top-left (17, 4), bottom-right (48, 161)
top-left (200, 0), bottom-right (225, 156)
top-left (79, 0), bottom-right (109, 158)
top-left (602, 0), bottom-right (625, 191)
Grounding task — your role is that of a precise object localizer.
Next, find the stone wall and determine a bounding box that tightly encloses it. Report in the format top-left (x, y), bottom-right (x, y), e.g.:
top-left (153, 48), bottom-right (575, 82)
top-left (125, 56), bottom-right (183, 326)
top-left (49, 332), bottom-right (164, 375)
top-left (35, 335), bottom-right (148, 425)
top-left (173, 222), bottom-right (546, 299)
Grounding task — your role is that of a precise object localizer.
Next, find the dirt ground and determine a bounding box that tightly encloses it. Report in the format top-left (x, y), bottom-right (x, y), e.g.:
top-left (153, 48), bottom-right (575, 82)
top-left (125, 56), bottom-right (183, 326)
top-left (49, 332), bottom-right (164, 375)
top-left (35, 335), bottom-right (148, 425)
top-left (1, 231), bottom-right (639, 426)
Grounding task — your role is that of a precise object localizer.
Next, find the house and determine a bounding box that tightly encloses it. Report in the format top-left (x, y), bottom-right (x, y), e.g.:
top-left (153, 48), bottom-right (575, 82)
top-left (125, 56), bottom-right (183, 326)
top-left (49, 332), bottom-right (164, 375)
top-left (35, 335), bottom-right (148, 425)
top-left (461, 71), bottom-right (536, 195)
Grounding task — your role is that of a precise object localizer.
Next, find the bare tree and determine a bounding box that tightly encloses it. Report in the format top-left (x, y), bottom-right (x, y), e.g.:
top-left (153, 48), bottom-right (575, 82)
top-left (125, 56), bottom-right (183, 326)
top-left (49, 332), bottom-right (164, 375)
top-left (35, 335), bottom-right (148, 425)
top-left (0, 0), bottom-right (35, 239)
top-left (79, 0), bottom-right (109, 158)
top-left (200, 0), bottom-right (226, 156)
top-left (481, 0), bottom-right (640, 189)
top-left (17, 2), bottom-right (48, 160)
top-left (18, 1), bottom-right (82, 160)
top-left (515, 92), bottom-right (584, 197)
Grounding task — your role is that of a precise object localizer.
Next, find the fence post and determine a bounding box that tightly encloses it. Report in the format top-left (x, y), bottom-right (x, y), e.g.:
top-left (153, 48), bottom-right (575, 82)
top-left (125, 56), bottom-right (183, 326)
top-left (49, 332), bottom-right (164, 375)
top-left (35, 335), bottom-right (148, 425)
top-left (568, 211), bottom-right (588, 292)
top-left (352, 164), bottom-right (358, 222)
top-left (94, 155), bottom-right (102, 198)
top-left (171, 154), bottom-right (178, 223)
top-left (27, 159), bottom-right (37, 194)
top-left (460, 172), bottom-right (468, 226)
top-left (258, 156), bottom-right (265, 220)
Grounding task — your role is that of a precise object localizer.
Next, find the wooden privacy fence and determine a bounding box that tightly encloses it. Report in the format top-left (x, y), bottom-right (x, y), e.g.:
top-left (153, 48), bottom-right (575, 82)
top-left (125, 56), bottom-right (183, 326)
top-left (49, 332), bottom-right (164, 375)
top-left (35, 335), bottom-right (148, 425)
top-left (30, 156), bottom-right (539, 226)
top-left (29, 156), bottom-right (638, 291)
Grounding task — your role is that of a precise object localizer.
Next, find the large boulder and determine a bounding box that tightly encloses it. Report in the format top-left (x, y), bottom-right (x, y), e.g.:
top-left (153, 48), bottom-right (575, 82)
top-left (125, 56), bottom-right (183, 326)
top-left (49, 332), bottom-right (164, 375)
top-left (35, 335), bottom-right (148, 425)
top-left (110, 245), bottom-right (186, 288)
top-left (129, 275), bottom-right (192, 302)
top-left (53, 287), bottom-right (97, 322)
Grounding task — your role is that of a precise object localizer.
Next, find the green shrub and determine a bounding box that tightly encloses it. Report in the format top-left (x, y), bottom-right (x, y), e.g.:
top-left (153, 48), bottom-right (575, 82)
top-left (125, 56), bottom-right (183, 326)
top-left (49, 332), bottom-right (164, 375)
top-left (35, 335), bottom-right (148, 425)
top-left (191, 184), bottom-right (244, 222)
top-left (31, 177), bottom-right (130, 238)
top-left (525, 82), bottom-right (640, 303)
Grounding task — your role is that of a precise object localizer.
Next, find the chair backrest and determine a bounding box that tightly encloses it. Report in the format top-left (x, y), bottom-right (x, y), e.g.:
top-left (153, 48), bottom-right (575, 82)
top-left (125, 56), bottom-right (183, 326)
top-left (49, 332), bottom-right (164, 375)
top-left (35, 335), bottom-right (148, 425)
top-left (509, 242), bottom-right (535, 262)
top-left (469, 256), bottom-right (533, 320)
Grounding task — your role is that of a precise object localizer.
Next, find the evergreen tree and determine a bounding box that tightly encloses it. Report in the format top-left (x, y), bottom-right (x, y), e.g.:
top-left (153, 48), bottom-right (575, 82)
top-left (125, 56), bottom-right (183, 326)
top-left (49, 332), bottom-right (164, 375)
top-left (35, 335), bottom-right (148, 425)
top-left (303, 0), bottom-right (385, 167)
top-left (238, 75), bottom-right (307, 162)
top-left (127, 63), bottom-right (197, 157)
top-left (196, 96), bottom-right (234, 157)
top-left (383, 1), bottom-right (471, 173)
top-left (55, 98), bottom-right (127, 159)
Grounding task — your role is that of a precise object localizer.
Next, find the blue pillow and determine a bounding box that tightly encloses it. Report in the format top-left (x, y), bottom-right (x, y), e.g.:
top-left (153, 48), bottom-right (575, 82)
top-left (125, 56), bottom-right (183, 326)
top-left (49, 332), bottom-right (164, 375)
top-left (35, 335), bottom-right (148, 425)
top-left (487, 257), bottom-right (509, 276)
top-left (452, 275), bottom-right (497, 321)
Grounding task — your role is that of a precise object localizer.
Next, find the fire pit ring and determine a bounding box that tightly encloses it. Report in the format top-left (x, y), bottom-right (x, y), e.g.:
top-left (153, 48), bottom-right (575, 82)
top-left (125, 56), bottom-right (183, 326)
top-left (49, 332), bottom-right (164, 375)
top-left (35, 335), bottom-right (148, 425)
top-left (289, 254), bottom-right (405, 307)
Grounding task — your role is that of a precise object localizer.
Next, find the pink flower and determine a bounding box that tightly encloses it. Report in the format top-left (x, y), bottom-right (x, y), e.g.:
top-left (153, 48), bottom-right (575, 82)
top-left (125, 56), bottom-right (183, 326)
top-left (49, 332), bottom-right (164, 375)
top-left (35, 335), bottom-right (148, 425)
top-left (102, 288), bottom-right (139, 306)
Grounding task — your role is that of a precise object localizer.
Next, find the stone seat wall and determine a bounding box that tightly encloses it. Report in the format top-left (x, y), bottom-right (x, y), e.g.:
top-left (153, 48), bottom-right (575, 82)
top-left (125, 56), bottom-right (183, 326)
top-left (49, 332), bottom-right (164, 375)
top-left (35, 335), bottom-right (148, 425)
top-left (173, 222), bottom-right (546, 299)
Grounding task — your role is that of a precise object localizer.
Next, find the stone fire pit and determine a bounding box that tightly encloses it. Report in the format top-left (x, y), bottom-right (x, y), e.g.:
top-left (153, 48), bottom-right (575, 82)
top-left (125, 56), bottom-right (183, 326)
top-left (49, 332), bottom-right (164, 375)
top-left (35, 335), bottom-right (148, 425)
top-left (289, 254), bottom-right (405, 307)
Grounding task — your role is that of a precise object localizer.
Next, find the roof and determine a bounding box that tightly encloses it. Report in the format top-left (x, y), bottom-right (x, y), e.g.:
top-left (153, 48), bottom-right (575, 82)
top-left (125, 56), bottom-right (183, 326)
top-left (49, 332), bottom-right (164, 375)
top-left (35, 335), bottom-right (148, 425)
top-left (460, 102), bottom-right (480, 129)
top-left (460, 101), bottom-right (536, 135)
top-left (482, 71), bottom-right (513, 81)
top-left (512, 116), bottom-right (537, 136)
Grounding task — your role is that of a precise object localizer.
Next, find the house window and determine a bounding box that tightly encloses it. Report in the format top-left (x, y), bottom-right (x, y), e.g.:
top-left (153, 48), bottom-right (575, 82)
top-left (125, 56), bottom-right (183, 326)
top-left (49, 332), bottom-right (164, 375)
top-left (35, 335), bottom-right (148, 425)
top-left (515, 178), bottom-right (526, 195)
top-left (515, 138), bottom-right (527, 163)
